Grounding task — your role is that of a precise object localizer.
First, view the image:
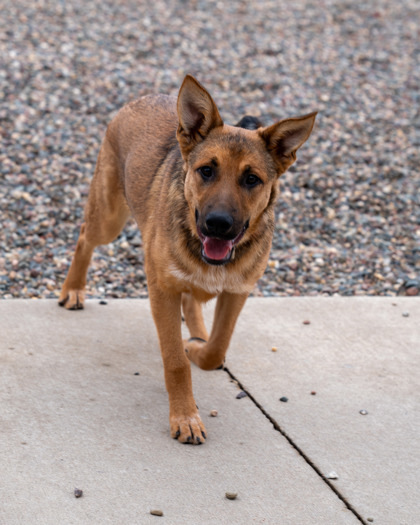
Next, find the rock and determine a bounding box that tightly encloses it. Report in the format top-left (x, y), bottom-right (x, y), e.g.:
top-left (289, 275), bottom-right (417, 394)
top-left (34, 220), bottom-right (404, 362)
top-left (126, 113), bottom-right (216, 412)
top-left (326, 471), bottom-right (338, 480)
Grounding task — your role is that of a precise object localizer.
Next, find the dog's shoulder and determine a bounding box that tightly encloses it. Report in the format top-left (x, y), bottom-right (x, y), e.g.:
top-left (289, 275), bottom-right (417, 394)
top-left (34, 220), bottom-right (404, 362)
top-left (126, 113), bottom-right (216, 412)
top-left (105, 94), bottom-right (179, 167)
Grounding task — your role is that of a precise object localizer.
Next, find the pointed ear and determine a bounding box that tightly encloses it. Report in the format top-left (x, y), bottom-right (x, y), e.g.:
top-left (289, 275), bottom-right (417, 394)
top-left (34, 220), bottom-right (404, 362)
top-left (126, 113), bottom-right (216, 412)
top-left (177, 75), bottom-right (223, 157)
top-left (259, 112), bottom-right (317, 174)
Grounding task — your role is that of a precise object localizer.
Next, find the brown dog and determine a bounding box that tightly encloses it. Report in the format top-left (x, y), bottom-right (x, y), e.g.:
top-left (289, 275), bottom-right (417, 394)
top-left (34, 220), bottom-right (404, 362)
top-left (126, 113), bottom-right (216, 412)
top-left (59, 76), bottom-right (316, 444)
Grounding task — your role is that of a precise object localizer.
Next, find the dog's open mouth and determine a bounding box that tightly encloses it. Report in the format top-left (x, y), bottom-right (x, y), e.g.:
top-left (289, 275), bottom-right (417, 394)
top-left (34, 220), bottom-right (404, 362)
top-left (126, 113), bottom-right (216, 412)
top-left (198, 223), bottom-right (248, 265)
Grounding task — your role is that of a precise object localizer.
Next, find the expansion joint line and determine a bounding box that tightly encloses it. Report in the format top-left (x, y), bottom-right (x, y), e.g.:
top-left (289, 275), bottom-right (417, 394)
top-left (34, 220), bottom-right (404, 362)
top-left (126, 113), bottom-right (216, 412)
top-left (223, 365), bottom-right (368, 525)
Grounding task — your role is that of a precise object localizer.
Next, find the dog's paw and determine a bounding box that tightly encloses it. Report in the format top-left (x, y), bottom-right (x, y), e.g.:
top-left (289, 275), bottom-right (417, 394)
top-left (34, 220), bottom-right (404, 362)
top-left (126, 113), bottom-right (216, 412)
top-left (183, 337), bottom-right (205, 366)
top-left (184, 338), bottom-right (224, 371)
top-left (58, 289), bottom-right (85, 310)
top-left (170, 412), bottom-right (207, 445)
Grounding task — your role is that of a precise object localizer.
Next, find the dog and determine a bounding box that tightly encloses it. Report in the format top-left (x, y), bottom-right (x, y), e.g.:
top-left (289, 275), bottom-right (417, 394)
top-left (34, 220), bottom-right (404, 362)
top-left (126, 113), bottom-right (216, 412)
top-left (59, 75), bottom-right (316, 444)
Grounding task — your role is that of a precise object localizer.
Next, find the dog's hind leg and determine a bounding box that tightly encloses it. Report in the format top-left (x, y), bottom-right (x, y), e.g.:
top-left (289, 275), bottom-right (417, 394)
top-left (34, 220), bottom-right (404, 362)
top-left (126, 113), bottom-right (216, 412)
top-left (181, 292), bottom-right (209, 342)
top-left (58, 138), bottom-right (130, 310)
top-left (185, 292), bottom-right (248, 371)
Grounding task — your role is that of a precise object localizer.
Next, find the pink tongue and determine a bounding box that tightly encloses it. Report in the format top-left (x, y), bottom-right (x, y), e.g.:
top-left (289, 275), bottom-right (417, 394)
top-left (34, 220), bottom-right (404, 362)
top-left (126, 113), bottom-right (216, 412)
top-left (203, 237), bottom-right (233, 260)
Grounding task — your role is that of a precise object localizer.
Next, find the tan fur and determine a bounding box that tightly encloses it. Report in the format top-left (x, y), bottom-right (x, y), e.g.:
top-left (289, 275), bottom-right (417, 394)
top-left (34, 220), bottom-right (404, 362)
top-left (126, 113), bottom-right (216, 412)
top-left (59, 76), bottom-right (316, 444)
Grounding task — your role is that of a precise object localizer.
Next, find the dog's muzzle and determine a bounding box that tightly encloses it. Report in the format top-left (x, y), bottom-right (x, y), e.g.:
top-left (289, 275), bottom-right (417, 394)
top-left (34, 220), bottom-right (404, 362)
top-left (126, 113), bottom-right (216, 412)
top-left (196, 211), bottom-right (249, 265)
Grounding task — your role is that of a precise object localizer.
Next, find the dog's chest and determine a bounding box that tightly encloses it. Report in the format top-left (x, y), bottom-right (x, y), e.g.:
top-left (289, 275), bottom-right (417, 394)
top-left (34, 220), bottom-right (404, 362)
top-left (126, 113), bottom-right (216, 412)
top-left (168, 263), bottom-right (253, 296)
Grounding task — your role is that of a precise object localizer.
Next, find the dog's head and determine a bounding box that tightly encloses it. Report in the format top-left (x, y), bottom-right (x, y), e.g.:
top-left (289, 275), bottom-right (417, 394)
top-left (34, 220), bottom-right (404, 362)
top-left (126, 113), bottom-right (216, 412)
top-left (176, 75), bottom-right (317, 266)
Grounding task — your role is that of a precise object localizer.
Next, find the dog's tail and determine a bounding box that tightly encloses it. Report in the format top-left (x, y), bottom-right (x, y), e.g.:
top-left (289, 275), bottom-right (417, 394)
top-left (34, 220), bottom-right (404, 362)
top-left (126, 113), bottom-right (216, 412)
top-left (235, 115), bottom-right (263, 130)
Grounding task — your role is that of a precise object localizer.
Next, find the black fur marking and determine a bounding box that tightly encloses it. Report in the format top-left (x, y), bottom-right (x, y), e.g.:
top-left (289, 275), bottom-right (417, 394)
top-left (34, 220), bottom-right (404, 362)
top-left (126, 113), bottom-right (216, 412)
top-left (235, 115), bottom-right (263, 130)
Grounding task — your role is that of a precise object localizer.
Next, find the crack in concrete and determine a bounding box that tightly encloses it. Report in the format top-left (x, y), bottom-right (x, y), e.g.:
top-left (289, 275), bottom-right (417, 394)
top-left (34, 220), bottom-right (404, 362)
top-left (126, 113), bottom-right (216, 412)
top-left (223, 365), bottom-right (368, 525)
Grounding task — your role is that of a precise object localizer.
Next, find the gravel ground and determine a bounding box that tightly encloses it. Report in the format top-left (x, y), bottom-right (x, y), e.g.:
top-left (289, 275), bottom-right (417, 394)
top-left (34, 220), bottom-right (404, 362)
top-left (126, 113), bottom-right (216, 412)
top-left (1, 0), bottom-right (419, 300)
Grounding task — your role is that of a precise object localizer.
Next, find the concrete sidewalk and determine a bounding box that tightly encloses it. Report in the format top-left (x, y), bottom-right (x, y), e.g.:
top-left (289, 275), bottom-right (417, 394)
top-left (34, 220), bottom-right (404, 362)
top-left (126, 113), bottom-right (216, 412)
top-left (0, 298), bottom-right (419, 525)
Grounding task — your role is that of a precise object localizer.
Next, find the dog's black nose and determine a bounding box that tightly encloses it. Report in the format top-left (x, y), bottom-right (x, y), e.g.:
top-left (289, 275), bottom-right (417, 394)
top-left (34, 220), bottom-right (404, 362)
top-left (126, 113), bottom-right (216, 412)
top-left (205, 212), bottom-right (234, 236)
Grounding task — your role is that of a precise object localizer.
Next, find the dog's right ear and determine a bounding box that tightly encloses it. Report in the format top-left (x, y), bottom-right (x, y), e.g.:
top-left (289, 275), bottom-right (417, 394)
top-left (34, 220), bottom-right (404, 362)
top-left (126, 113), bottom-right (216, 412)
top-left (177, 75), bottom-right (223, 157)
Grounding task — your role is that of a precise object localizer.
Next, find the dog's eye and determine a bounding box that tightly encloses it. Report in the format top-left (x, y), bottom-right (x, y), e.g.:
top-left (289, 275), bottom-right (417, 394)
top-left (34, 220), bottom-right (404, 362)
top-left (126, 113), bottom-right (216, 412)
top-left (244, 174), bottom-right (261, 187)
top-left (198, 166), bottom-right (214, 180)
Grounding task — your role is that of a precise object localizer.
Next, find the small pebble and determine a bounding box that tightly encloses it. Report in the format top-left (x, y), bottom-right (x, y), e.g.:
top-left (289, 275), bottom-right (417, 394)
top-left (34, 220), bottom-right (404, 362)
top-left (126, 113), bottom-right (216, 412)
top-left (311, 391), bottom-right (317, 395)
top-left (150, 510), bottom-right (163, 516)
top-left (74, 488), bottom-right (83, 498)
top-left (210, 409), bottom-right (218, 417)
top-left (359, 409), bottom-right (368, 415)
top-left (402, 312), bottom-right (410, 317)
top-left (99, 300), bottom-right (108, 305)
top-left (225, 492), bottom-right (238, 500)
top-left (279, 396), bottom-right (288, 402)
top-left (236, 391), bottom-right (247, 399)
top-left (367, 519), bottom-right (374, 523)
top-left (326, 471), bottom-right (338, 480)
top-left (271, 346), bottom-right (278, 352)
top-left (134, 372), bottom-right (140, 376)
top-left (398, 280), bottom-right (419, 296)
top-left (303, 320), bottom-right (311, 325)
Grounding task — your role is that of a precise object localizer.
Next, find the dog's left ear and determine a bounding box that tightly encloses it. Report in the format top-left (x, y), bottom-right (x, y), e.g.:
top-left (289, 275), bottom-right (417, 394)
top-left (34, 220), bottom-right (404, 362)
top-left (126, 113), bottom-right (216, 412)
top-left (177, 75), bottom-right (224, 157)
top-left (259, 112), bottom-right (317, 174)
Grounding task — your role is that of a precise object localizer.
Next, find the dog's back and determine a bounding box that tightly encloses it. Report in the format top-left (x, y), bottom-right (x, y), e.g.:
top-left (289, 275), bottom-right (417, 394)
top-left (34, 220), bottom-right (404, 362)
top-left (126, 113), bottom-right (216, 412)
top-left (104, 95), bottom-right (180, 229)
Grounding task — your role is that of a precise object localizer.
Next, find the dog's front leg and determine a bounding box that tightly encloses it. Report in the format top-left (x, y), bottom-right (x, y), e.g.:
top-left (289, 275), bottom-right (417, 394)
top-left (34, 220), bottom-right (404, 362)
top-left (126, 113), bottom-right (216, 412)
top-left (185, 291), bottom-right (248, 371)
top-left (148, 285), bottom-right (206, 444)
